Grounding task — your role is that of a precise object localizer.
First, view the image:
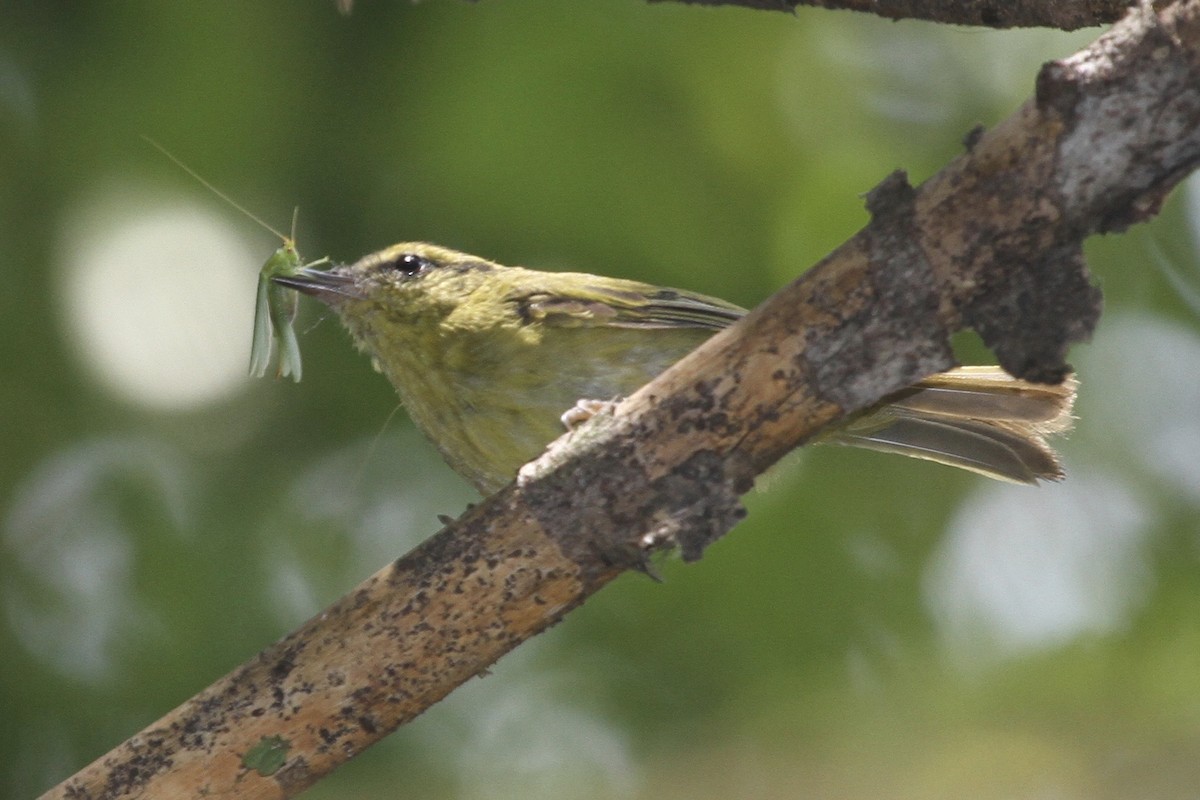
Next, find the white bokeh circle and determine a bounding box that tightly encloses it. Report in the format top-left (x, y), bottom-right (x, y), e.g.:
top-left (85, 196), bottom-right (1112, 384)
top-left (58, 185), bottom-right (262, 410)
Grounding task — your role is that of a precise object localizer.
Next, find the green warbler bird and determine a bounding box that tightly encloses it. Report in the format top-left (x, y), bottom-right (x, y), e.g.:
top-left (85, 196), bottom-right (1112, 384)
top-left (273, 243), bottom-right (1075, 495)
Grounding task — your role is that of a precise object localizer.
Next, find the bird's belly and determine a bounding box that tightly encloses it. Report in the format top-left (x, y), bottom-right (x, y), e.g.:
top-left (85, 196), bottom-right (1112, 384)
top-left (394, 328), bottom-right (711, 494)
top-left (434, 346), bottom-right (686, 493)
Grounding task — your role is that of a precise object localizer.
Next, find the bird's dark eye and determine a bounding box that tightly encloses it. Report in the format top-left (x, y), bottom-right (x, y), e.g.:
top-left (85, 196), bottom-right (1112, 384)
top-left (386, 253), bottom-right (433, 276)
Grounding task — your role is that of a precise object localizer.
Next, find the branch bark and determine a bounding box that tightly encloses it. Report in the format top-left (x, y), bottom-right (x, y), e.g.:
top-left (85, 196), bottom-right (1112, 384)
top-left (656, 0), bottom-right (1136, 30)
top-left (42, 2), bottom-right (1200, 798)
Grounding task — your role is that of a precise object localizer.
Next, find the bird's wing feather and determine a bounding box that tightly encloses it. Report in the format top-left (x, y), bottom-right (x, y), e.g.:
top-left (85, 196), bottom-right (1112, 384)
top-left (517, 279), bottom-right (746, 331)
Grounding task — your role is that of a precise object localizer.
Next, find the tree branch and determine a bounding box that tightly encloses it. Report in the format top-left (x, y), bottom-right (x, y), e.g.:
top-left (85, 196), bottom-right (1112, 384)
top-left (41, 2), bottom-right (1200, 798)
top-left (655, 0), bottom-right (1136, 30)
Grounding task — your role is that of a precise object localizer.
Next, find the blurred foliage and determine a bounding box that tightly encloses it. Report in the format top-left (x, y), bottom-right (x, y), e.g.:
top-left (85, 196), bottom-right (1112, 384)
top-left (2, 2), bottom-right (1199, 799)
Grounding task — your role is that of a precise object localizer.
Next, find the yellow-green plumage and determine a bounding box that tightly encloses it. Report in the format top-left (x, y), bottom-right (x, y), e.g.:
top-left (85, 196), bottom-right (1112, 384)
top-left (275, 243), bottom-right (1075, 495)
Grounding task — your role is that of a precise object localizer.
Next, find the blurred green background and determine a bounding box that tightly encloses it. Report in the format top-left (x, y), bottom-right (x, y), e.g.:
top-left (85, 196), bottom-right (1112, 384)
top-left (3, 2), bottom-right (1200, 798)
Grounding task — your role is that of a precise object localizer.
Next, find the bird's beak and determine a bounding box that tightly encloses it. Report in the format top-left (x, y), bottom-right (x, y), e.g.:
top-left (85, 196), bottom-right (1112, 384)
top-left (271, 266), bottom-right (363, 305)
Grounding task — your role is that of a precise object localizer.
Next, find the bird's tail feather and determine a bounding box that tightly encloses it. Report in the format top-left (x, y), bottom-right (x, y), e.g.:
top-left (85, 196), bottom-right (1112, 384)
top-left (822, 366), bottom-right (1077, 484)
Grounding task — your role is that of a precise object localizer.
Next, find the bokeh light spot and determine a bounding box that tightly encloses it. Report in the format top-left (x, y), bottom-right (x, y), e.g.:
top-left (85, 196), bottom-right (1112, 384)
top-left (925, 473), bottom-right (1152, 663)
top-left (57, 184), bottom-right (261, 411)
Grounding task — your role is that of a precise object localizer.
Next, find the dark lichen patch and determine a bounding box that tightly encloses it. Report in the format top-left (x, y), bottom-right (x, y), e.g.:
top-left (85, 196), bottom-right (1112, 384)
top-left (962, 243), bottom-right (1099, 382)
top-left (270, 651), bottom-right (298, 683)
top-left (652, 449), bottom-right (751, 562)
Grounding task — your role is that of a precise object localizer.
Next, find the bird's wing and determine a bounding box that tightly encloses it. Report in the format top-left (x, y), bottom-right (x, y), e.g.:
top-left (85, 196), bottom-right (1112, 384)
top-left (516, 278), bottom-right (746, 331)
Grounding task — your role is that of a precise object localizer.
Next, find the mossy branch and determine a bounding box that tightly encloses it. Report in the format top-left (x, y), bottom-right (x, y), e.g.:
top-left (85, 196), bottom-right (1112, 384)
top-left (41, 2), bottom-right (1200, 798)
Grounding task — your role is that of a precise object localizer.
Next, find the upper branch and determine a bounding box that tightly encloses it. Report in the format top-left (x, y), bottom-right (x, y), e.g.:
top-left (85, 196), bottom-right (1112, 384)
top-left (656, 0), bottom-right (1134, 31)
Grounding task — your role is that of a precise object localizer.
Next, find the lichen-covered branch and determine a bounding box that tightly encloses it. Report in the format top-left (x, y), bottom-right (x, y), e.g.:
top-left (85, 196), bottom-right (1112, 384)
top-left (657, 0), bottom-right (1134, 30)
top-left (40, 2), bottom-right (1200, 799)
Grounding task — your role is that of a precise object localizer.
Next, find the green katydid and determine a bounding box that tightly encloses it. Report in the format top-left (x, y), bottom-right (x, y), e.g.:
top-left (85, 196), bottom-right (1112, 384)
top-left (144, 137), bottom-right (327, 381)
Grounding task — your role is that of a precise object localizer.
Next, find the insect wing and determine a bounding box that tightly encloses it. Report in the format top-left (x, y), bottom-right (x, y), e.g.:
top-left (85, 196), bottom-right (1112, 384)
top-left (269, 281), bottom-right (302, 381)
top-left (249, 270), bottom-right (275, 378)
